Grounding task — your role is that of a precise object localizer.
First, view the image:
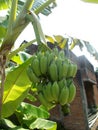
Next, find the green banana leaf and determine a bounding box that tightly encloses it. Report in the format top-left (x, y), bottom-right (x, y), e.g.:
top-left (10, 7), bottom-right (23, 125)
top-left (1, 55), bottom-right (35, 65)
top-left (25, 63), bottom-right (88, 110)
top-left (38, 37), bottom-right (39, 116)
top-left (1, 57), bottom-right (33, 118)
top-left (15, 102), bottom-right (50, 128)
top-left (0, 0), bottom-right (12, 10)
top-left (0, 118), bottom-right (16, 129)
top-left (11, 51), bottom-right (31, 65)
top-left (30, 118), bottom-right (57, 130)
top-left (18, 0), bottom-right (56, 16)
top-left (9, 127), bottom-right (28, 130)
top-left (46, 35), bottom-right (68, 49)
top-left (7, 39), bottom-right (36, 61)
top-left (0, 0), bottom-right (56, 15)
top-left (81, 0), bottom-right (98, 3)
top-left (0, 118), bottom-right (28, 130)
top-left (17, 102), bottom-right (50, 120)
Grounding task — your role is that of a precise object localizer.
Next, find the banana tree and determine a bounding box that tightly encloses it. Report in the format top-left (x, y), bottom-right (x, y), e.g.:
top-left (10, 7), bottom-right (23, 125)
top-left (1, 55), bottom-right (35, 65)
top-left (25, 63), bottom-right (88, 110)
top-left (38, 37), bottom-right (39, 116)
top-left (0, 0), bottom-right (57, 129)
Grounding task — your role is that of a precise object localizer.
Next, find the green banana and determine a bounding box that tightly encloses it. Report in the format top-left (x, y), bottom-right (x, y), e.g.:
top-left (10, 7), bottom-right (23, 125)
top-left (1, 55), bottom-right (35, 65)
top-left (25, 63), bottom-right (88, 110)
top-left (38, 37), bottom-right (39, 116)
top-left (58, 79), bottom-right (66, 98)
top-left (58, 50), bottom-right (65, 59)
top-left (31, 54), bottom-right (37, 63)
top-left (27, 66), bottom-right (40, 83)
top-left (67, 62), bottom-right (77, 78)
top-left (59, 80), bottom-right (69, 105)
top-left (31, 58), bottom-right (41, 77)
top-left (58, 79), bottom-right (66, 92)
top-left (71, 64), bottom-right (77, 77)
top-left (49, 61), bottom-right (58, 81)
top-left (45, 50), bottom-right (50, 58)
top-left (47, 52), bottom-right (55, 66)
top-left (40, 55), bottom-right (48, 75)
top-left (44, 82), bottom-right (55, 102)
top-left (51, 81), bottom-right (59, 103)
top-left (62, 60), bottom-right (69, 78)
top-left (53, 48), bottom-right (59, 56)
top-left (38, 92), bottom-right (55, 110)
top-left (67, 82), bottom-right (76, 103)
top-left (42, 84), bottom-right (52, 102)
top-left (66, 62), bottom-right (73, 78)
top-left (37, 51), bottom-right (43, 60)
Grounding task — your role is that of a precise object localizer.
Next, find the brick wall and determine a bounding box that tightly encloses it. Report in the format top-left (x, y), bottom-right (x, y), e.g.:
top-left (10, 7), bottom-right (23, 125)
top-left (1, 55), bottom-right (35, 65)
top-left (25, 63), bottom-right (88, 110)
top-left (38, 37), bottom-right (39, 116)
top-left (93, 85), bottom-right (98, 106)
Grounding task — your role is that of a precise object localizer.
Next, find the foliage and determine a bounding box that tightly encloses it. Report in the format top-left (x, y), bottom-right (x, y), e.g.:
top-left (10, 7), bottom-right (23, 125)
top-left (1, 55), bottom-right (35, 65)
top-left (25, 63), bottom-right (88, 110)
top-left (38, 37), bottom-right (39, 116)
top-left (14, 102), bottom-right (57, 129)
top-left (2, 57), bottom-right (33, 118)
top-left (46, 34), bottom-right (98, 61)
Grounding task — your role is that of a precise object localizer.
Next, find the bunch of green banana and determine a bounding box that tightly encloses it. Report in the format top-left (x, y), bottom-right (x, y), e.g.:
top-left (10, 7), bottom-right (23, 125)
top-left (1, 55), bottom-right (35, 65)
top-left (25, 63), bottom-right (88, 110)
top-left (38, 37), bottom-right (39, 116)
top-left (26, 49), bottom-right (77, 111)
top-left (27, 49), bottom-right (77, 83)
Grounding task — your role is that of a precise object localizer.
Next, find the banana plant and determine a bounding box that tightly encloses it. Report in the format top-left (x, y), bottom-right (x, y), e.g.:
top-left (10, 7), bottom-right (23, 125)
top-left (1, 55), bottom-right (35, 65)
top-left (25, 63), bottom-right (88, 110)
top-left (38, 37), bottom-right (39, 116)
top-left (0, 0), bottom-right (57, 129)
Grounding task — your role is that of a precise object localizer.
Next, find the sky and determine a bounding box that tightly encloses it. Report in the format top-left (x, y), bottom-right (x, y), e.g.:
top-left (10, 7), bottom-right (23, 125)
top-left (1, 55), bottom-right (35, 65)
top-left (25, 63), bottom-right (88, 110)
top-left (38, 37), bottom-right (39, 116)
top-left (40, 0), bottom-right (98, 69)
top-left (15, 0), bottom-right (98, 69)
top-left (40, 0), bottom-right (98, 46)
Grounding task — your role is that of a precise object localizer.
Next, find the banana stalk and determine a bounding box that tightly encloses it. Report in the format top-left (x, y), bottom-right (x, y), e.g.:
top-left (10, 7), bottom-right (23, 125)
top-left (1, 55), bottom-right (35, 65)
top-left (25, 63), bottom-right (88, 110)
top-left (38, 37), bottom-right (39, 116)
top-left (26, 10), bottom-right (51, 52)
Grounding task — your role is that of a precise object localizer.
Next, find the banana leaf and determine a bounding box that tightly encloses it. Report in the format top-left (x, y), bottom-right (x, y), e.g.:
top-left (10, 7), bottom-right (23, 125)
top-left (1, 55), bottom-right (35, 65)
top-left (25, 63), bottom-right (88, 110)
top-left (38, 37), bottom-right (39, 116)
top-left (15, 102), bottom-right (50, 127)
top-left (18, 0), bottom-right (56, 16)
top-left (1, 57), bottom-right (33, 118)
top-left (0, 0), bottom-right (12, 10)
top-left (11, 51), bottom-right (31, 65)
top-left (30, 118), bottom-right (57, 130)
top-left (81, 0), bottom-right (98, 3)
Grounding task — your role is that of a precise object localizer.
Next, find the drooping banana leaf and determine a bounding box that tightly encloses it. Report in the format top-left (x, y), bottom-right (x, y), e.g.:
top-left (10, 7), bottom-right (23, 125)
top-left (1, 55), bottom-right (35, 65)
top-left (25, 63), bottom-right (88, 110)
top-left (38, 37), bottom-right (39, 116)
top-left (84, 41), bottom-right (98, 60)
top-left (69, 38), bottom-right (84, 51)
top-left (46, 35), bottom-right (68, 49)
top-left (1, 57), bottom-right (33, 118)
